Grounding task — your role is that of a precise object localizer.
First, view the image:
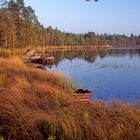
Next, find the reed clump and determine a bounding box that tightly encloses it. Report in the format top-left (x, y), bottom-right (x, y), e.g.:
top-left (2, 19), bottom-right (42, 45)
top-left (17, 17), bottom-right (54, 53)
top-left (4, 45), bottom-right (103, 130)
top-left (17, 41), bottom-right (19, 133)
top-left (0, 56), bottom-right (140, 140)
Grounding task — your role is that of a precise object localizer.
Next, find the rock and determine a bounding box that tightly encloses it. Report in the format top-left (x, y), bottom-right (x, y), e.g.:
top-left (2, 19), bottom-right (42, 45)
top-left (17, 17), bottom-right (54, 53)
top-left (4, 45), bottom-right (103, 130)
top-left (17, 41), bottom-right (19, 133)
top-left (31, 58), bottom-right (44, 64)
top-left (76, 89), bottom-right (91, 94)
top-left (30, 56), bottom-right (55, 65)
top-left (33, 52), bottom-right (40, 56)
top-left (30, 55), bottom-right (41, 60)
top-left (45, 64), bottom-right (53, 69)
top-left (45, 56), bottom-right (55, 61)
top-left (37, 65), bottom-right (45, 69)
top-left (24, 49), bottom-right (35, 57)
top-left (43, 56), bottom-right (55, 65)
top-left (73, 89), bottom-right (92, 101)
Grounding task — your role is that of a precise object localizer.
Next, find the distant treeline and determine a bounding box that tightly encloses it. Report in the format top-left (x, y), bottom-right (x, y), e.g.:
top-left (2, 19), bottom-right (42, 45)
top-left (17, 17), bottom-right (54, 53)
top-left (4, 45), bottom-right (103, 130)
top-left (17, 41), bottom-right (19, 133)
top-left (0, 0), bottom-right (140, 48)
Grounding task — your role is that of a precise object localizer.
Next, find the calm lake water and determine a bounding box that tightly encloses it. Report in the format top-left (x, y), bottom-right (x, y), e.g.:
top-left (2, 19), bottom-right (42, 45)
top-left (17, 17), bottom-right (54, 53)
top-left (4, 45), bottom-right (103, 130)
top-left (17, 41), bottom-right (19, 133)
top-left (46, 48), bottom-right (140, 102)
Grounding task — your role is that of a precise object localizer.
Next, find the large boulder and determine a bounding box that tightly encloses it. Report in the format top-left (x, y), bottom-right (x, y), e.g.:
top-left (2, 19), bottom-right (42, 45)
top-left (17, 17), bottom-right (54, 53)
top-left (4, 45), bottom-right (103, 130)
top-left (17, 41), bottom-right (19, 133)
top-left (31, 56), bottom-right (55, 65)
top-left (30, 58), bottom-right (44, 64)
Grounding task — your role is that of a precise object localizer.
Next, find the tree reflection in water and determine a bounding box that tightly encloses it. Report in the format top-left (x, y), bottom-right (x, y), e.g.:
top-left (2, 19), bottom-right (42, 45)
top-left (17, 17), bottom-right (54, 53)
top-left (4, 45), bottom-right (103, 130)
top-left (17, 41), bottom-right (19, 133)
top-left (45, 49), bottom-right (108, 67)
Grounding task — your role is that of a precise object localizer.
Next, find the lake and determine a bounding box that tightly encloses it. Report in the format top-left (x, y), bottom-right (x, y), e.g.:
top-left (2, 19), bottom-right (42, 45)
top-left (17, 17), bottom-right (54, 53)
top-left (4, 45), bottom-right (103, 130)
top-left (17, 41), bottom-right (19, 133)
top-left (46, 48), bottom-right (140, 102)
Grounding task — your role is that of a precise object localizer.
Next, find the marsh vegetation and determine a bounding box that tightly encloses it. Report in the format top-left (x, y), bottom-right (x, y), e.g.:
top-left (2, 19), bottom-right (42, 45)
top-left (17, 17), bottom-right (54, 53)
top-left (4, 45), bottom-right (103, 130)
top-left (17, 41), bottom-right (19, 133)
top-left (0, 56), bottom-right (140, 140)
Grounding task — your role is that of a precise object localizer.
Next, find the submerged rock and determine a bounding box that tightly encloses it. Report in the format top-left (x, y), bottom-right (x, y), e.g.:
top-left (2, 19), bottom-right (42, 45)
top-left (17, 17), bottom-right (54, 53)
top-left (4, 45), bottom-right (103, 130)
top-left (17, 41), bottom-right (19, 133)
top-left (74, 89), bottom-right (92, 101)
top-left (76, 89), bottom-right (91, 94)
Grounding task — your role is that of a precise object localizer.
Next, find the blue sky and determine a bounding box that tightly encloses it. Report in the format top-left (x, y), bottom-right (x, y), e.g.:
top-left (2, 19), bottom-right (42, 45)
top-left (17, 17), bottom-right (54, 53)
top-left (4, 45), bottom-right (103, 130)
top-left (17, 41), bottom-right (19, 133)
top-left (24, 0), bottom-right (140, 35)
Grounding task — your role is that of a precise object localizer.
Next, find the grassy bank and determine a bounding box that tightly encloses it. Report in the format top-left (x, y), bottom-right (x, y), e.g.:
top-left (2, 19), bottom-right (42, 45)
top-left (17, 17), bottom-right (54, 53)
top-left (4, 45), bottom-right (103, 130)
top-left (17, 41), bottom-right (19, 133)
top-left (0, 56), bottom-right (140, 140)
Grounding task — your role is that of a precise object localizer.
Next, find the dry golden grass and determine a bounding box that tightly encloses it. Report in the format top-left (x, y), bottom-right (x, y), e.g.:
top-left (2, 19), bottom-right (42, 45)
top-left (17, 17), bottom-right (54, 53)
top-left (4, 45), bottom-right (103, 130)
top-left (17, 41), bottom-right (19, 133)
top-left (33, 45), bottom-right (111, 53)
top-left (0, 56), bottom-right (140, 140)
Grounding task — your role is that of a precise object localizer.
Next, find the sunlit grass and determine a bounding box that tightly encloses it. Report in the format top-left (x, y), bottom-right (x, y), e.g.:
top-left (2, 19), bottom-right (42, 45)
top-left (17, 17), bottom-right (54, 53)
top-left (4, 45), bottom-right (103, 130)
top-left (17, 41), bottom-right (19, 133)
top-left (0, 56), bottom-right (140, 140)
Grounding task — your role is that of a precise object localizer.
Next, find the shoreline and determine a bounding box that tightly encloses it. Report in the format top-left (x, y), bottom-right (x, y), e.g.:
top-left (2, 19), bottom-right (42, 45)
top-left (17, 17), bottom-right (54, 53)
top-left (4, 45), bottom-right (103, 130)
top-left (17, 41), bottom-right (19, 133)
top-left (33, 45), bottom-right (112, 52)
top-left (3, 45), bottom-right (140, 55)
